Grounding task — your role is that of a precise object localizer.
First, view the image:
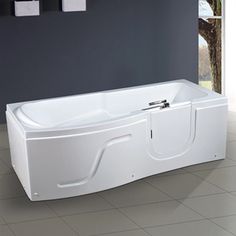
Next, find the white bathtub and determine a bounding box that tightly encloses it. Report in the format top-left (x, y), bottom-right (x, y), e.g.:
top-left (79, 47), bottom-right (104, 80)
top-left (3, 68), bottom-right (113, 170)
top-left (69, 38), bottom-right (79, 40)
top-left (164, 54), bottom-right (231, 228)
top-left (6, 79), bottom-right (228, 201)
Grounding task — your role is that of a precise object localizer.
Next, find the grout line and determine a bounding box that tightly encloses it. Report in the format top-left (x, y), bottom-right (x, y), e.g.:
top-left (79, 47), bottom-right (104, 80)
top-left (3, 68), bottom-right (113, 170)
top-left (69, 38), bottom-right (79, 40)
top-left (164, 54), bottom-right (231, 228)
top-left (142, 218), bottom-right (206, 230)
top-left (3, 215), bottom-right (58, 226)
top-left (208, 213), bottom-right (236, 220)
top-left (228, 140), bottom-right (236, 143)
top-left (141, 218), bottom-right (235, 236)
top-left (99, 199), bottom-right (174, 209)
top-left (0, 216), bottom-right (7, 225)
top-left (91, 229), bottom-right (147, 236)
top-left (0, 172), bottom-right (17, 178)
top-left (165, 170), bottom-right (236, 236)
top-left (144, 178), bottom-right (236, 235)
top-left (141, 181), bottom-right (208, 233)
top-left (187, 169), bottom-right (236, 193)
top-left (142, 227), bottom-right (159, 235)
top-left (207, 215), bottom-right (236, 236)
top-left (6, 224), bottom-right (18, 236)
top-left (0, 148), bottom-right (10, 152)
top-left (97, 193), bottom-right (144, 233)
top-left (0, 195), bottom-right (27, 201)
top-left (44, 202), bottom-right (116, 217)
top-left (92, 228), bottom-right (150, 236)
top-left (229, 191), bottom-right (236, 196)
top-left (177, 197), bottom-right (236, 236)
top-left (0, 147), bottom-right (10, 151)
top-left (175, 191), bottom-right (227, 201)
top-left (98, 186), bottom-right (176, 208)
top-left (0, 196), bottom-right (57, 226)
top-left (227, 137), bottom-right (236, 143)
top-left (207, 213), bottom-right (236, 236)
top-left (97, 192), bottom-right (159, 236)
top-left (0, 171), bottom-right (15, 177)
top-left (0, 163), bottom-right (12, 176)
top-left (209, 221), bottom-right (236, 236)
top-left (226, 157), bottom-right (236, 162)
top-left (44, 201), bottom-right (80, 235)
top-left (184, 164), bottom-right (236, 173)
top-left (102, 198), bottom-right (176, 210)
top-left (144, 173), bottom-right (226, 199)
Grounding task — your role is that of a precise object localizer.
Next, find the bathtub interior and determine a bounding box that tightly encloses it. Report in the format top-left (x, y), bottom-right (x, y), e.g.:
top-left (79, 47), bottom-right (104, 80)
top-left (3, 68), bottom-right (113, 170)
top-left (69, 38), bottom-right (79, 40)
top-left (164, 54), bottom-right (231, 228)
top-left (15, 93), bottom-right (108, 128)
top-left (14, 81), bottom-right (207, 129)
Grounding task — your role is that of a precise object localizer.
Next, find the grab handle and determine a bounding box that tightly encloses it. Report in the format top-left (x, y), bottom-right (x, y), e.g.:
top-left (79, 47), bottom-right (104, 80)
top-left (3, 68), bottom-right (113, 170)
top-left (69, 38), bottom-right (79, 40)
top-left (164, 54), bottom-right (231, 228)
top-left (149, 100), bottom-right (167, 106)
top-left (142, 102), bottom-right (169, 111)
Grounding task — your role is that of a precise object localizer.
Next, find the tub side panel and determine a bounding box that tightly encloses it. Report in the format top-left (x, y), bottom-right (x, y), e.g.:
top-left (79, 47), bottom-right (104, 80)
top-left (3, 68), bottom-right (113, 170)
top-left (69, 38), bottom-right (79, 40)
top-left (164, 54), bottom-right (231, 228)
top-left (6, 112), bottom-right (32, 199)
top-left (192, 103), bottom-right (228, 161)
top-left (27, 119), bottom-right (147, 201)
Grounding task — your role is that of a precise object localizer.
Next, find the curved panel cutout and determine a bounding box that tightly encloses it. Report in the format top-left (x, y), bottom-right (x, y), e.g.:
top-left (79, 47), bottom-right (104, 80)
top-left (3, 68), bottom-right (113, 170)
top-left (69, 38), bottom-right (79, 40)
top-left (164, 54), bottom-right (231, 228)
top-left (57, 134), bottom-right (132, 188)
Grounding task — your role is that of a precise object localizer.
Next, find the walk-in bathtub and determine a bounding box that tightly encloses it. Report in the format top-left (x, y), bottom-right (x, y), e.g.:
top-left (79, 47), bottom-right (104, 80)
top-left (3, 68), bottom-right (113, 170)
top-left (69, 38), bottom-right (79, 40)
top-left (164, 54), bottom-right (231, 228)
top-left (6, 80), bottom-right (228, 201)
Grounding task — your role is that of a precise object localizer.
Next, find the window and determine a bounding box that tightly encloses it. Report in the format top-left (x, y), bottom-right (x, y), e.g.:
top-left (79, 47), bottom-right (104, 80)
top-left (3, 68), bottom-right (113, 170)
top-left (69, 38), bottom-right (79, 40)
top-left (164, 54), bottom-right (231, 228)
top-left (199, 0), bottom-right (224, 93)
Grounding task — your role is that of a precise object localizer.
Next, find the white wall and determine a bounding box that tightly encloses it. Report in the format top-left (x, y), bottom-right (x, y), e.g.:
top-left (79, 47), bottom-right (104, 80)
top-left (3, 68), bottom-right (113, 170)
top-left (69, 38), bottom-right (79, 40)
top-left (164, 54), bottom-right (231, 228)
top-left (225, 0), bottom-right (236, 111)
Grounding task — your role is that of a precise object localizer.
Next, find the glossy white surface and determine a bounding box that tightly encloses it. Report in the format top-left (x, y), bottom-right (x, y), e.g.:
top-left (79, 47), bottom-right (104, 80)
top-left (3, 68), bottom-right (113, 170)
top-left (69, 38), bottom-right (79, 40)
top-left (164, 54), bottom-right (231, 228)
top-left (6, 80), bottom-right (228, 201)
top-left (14, 81), bottom-right (207, 130)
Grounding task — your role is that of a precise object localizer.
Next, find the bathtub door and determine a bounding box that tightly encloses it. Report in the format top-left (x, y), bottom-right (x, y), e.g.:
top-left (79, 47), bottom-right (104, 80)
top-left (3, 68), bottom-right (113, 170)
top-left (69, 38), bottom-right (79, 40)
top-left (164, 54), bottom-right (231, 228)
top-left (150, 104), bottom-right (195, 159)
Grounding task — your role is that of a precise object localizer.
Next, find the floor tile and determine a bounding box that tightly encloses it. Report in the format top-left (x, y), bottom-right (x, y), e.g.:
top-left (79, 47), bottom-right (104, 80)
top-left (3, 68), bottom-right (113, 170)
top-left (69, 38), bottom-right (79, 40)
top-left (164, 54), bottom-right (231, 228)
top-left (0, 197), bottom-right (56, 223)
top-left (119, 201), bottom-right (202, 228)
top-left (10, 218), bottom-right (77, 236)
top-left (63, 209), bottom-right (138, 236)
top-left (145, 220), bottom-right (234, 236)
top-left (181, 193), bottom-right (236, 218)
top-left (0, 149), bottom-right (12, 170)
top-left (0, 225), bottom-right (14, 236)
top-left (0, 217), bottom-right (5, 225)
top-left (0, 160), bottom-right (10, 175)
top-left (228, 122), bottom-right (236, 134)
top-left (98, 229), bottom-right (149, 236)
top-left (185, 159), bottom-right (236, 172)
top-left (0, 124), bottom-right (7, 132)
top-left (212, 215), bottom-right (236, 235)
top-left (47, 193), bottom-right (113, 216)
top-left (146, 173), bottom-right (223, 199)
top-left (0, 131), bottom-right (9, 150)
top-left (228, 112), bottom-right (236, 123)
top-left (227, 141), bottom-right (236, 160)
top-left (227, 132), bottom-right (236, 142)
top-left (230, 191), bottom-right (236, 196)
top-left (0, 174), bottom-right (26, 199)
top-left (194, 166), bottom-right (236, 192)
top-left (100, 181), bottom-right (171, 207)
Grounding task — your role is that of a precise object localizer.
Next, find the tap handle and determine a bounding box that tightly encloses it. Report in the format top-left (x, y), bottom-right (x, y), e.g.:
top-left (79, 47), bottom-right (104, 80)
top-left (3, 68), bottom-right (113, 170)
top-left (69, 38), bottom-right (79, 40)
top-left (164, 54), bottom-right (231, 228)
top-left (149, 100), bottom-right (167, 106)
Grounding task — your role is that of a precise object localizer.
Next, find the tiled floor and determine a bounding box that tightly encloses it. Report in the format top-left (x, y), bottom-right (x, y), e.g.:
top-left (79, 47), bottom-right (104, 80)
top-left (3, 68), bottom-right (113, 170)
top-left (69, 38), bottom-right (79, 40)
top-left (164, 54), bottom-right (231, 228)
top-left (0, 113), bottom-right (236, 236)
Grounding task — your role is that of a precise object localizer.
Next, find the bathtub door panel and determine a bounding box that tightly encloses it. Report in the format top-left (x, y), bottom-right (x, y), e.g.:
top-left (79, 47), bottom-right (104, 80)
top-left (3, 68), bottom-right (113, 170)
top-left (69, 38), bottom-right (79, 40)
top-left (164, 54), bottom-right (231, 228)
top-left (151, 104), bottom-right (193, 159)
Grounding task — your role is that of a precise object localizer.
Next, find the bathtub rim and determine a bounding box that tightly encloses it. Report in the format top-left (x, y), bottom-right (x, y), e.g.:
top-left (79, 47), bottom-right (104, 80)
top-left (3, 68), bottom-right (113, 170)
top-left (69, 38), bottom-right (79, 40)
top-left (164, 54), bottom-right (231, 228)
top-left (6, 79), bottom-right (226, 138)
top-left (6, 109), bottom-right (149, 139)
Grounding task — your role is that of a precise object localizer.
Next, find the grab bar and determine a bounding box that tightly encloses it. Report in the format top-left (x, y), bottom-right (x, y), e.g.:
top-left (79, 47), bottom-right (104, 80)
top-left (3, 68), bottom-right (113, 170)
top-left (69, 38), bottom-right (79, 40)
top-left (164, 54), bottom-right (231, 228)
top-left (142, 102), bottom-right (170, 111)
top-left (149, 100), bottom-right (167, 106)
